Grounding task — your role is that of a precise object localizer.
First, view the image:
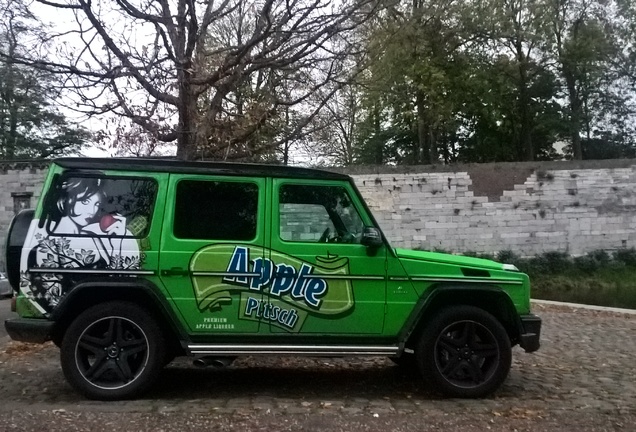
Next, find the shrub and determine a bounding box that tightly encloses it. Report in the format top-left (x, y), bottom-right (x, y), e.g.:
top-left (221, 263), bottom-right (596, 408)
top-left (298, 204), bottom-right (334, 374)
top-left (469, 249), bottom-right (636, 309)
top-left (463, 251), bottom-right (496, 260)
top-left (496, 250), bottom-right (520, 264)
top-left (613, 248), bottom-right (636, 267)
top-left (421, 247), bottom-right (636, 308)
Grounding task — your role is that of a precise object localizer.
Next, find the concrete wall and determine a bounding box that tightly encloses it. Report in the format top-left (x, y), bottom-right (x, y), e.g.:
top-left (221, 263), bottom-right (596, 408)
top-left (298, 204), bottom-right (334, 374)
top-left (2, 159), bottom-right (636, 270)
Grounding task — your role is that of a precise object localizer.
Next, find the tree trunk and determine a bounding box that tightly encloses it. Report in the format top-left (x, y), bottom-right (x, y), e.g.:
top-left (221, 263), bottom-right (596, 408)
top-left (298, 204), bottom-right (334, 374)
top-left (565, 71), bottom-right (583, 160)
top-left (4, 42), bottom-right (17, 159)
top-left (373, 103), bottom-right (383, 164)
top-left (516, 43), bottom-right (533, 161)
top-left (8, 99), bottom-right (17, 159)
top-left (554, 15), bottom-right (583, 160)
top-left (282, 106), bottom-right (290, 165)
top-left (429, 127), bottom-right (438, 164)
top-left (519, 97), bottom-right (533, 161)
top-left (416, 90), bottom-right (429, 164)
top-left (175, 76), bottom-right (198, 161)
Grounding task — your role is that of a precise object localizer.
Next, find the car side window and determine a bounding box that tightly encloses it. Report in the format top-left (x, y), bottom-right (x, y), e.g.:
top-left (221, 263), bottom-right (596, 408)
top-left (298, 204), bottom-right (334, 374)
top-left (279, 184), bottom-right (364, 243)
top-left (42, 175), bottom-right (157, 238)
top-left (174, 180), bottom-right (258, 240)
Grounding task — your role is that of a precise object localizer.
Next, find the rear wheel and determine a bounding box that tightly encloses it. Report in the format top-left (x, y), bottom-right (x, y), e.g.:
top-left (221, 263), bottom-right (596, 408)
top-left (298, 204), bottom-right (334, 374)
top-left (417, 305), bottom-right (511, 398)
top-left (61, 301), bottom-right (165, 400)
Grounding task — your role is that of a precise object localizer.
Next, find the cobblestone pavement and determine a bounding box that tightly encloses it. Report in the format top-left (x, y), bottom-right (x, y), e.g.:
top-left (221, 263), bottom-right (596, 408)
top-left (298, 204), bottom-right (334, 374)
top-left (0, 303), bottom-right (634, 431)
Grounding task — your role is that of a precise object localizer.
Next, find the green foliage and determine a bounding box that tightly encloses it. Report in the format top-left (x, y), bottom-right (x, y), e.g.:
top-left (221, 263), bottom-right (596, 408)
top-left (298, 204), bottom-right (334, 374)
top-left (523, 251), bottom-right (573, 275)
top-left (456, 57), bottom-right (566, 162)
top-left (0, 63), bottom-right (90, 159)
top-left (612, 248), bottom-right (636, 266)
top-left (577, 135), bottom-right (636, 159)
top-left (496, 250), bottom-right (520, 263)
top-left (347, 0), bottom-right (636, 165)
top-left (500, 249), bottom-right (636, 309)
top-left (0, 12), bottom-right (90, 160)
top-left (353, 1), bottom-right (472, 165)
top-left (532, 271), bottom-right (636, 309)
top-left (462, 251), bottom-right (496, 260)
top-left (418, 247), bottom-right (636, 308)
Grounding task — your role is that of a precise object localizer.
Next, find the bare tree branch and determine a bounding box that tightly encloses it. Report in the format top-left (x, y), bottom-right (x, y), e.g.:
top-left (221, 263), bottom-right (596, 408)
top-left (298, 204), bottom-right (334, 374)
top-left (2, 0), bottom-right (378, 160)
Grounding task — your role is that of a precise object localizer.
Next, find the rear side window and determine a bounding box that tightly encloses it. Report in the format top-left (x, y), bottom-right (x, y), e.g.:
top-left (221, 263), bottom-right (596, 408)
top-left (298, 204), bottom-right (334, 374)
top-left (174, 180), bottom-right (258, 240)
top-left (43, 174), bottom-right (157, 238)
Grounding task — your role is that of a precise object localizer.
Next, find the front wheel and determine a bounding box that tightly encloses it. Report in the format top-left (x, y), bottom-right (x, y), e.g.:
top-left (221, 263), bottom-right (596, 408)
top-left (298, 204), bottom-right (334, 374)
top-left (61, 301), bottom-right (165, 400)
top-left (417, 306), bottom-right (511, 398)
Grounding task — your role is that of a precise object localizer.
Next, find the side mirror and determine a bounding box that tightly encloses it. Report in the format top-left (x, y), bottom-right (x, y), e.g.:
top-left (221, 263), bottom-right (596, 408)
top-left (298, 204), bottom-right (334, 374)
top-left (361, 227), bottom-right (383, 248)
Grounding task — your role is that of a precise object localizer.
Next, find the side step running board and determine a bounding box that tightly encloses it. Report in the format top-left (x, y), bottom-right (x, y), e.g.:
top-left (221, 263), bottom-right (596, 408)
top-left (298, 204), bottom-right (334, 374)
top-left (187, 344), bottom-right (400, 356)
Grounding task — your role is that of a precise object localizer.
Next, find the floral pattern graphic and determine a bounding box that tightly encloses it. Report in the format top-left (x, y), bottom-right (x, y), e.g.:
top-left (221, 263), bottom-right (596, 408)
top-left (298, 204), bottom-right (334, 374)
top-left (35, 233), bottom-right (141, 270)
top-left (27, 232), bottom-right (143, 309)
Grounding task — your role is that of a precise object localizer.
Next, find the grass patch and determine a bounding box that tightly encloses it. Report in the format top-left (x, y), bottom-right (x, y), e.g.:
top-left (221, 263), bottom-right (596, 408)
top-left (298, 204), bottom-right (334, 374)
top-left (497, 249), bottom-right (636, 310)
top-left (531, 270), bottom-right (636, 309)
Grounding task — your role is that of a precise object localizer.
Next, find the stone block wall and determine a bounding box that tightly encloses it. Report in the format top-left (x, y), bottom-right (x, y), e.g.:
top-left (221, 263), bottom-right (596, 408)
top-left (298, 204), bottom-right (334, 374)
top-left (352, 166), bottom-right (636, 256)
top-left (2, 159), bottom-right (636, 271)
top-left (0, 162), bottom-right (48, 272)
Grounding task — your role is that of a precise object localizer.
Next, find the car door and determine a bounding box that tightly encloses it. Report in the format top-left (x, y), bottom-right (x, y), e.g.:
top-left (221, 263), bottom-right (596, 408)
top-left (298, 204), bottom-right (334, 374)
top-left (265, 179), bottom-right (388, 335)
top-left (158, 174), bottom-right (266, 335)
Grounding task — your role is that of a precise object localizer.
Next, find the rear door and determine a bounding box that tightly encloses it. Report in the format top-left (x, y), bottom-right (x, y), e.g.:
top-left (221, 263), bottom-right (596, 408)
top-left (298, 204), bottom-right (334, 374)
top-left (158, 174), bottom-right (266, 335)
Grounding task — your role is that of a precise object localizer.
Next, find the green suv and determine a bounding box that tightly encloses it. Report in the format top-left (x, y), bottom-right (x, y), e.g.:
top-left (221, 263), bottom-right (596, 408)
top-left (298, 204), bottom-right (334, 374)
top-left (4, 158), bottom-right (541, 400)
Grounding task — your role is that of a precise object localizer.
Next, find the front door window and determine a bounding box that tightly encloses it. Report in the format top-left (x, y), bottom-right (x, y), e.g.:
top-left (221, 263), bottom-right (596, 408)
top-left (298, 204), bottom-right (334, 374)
top-left (279, 184), bottom-right (364, 244)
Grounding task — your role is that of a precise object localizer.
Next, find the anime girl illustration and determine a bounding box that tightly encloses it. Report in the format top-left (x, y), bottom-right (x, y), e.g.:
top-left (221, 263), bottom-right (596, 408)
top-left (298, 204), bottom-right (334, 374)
top-left (26, 175), bottom-right (144, 309)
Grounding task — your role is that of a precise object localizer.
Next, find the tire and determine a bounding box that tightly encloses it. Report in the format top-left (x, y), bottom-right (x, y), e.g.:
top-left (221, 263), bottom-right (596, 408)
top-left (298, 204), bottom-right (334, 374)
top-left (389, 353), bottom-right (418, 371)
top-left (61, 301), bottom-right (166, 400)
top-left (416, 305), bottom-right (512, 398)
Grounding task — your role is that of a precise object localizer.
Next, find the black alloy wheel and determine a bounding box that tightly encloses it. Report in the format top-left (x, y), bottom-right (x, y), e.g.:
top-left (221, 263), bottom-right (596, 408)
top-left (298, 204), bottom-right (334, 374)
top-left (61, 301), bottom-right (165, 400)
top-left (417, 305), bottom-right (512, 398)
top-left (434, 320), bottom-right (500, 387)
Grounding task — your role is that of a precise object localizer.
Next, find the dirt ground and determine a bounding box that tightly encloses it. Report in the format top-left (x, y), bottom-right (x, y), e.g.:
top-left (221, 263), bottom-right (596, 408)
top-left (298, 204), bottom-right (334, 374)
top-left (0, 408), bottom-right (632, 432)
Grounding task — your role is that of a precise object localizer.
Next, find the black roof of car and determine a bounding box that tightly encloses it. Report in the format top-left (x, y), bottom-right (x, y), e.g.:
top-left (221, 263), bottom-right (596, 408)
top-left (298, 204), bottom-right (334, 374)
top-left (54, 157), bottom-right (351, 181)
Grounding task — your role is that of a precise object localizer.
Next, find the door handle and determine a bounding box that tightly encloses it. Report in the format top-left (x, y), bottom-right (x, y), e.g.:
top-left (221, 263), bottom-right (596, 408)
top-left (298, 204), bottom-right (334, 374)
top-left (161, 267), bottom-right (189, 277)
